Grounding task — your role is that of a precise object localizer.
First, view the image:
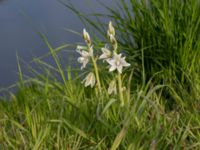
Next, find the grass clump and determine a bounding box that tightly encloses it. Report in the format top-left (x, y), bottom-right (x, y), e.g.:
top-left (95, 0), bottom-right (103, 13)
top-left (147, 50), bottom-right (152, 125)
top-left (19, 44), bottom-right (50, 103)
top-left (0, 0), bottom-right (200, 149)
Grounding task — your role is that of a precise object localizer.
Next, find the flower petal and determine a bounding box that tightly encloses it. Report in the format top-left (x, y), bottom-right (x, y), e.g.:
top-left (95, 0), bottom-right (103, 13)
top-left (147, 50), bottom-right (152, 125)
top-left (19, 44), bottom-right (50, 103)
top-left (77, 57), bottom-right (84, 63)
top-left (76, 45), bottom-right (87, 51)
top-left (107, 59), bottom-right (115, 66)
top-left (99, 47), bottom-right (111, 60)
top-left (109, 65), bottom-right (116, 72)
top-left (117, 65), bottom-right (123, 74)
top-left (81, 50), bottom-right (90, 57)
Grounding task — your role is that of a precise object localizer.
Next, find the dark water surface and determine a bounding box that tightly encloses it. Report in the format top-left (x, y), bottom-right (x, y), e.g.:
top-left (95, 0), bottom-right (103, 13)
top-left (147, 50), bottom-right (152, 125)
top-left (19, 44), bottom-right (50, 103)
top-left (0, 0), bottom-right (112, 87)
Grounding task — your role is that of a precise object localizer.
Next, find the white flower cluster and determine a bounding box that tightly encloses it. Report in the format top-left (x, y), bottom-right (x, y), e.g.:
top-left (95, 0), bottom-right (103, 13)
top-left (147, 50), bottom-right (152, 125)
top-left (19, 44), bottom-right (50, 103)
top-left (76, 21), bottom-right (131, 96)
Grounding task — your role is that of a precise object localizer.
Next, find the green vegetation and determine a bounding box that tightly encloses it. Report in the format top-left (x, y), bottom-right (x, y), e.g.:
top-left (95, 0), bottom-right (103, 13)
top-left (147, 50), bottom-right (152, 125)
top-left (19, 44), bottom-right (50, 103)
top-left (0, 0), bottom-right (200, 149)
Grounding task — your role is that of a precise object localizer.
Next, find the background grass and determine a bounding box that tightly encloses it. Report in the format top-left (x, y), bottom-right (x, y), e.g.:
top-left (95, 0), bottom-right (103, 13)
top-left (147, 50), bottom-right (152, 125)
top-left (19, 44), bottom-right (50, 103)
top-left (0, 0), bottom-right (200, 149)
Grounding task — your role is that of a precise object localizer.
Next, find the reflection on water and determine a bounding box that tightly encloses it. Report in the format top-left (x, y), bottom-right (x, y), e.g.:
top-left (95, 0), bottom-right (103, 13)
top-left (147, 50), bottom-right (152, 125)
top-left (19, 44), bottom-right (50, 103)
top-left (0, 0), bottom-right (112, 87)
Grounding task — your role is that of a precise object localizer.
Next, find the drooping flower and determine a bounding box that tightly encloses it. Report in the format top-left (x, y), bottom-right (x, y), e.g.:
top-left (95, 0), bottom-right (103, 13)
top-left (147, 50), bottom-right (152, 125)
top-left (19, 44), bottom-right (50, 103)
top-left (99, 47), bottom-right (112, 61)
top-left (107, 52), bottom-right (130, 74)
top-left (108, 80), bottom-right (117, 95)
top-left (82, 72), bottom-right (96, 88)
top-left (76, 46), bottom-right (93, 70)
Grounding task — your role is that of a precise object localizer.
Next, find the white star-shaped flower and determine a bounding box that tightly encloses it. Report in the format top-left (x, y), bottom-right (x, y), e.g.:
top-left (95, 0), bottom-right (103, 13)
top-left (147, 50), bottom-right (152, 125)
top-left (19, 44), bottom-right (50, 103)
top-left (76, 46), bottom-right (93, 70)
top-left (99, 47), bottom-right (112, 61)
top-left (82, 72), bottom-right (96, 88)
top-left (107, 52), bottom-right (130, 74)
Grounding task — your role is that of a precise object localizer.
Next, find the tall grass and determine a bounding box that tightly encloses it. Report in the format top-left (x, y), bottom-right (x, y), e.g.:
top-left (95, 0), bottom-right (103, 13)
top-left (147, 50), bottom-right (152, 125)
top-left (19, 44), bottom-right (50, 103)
top-left (64, 0), bottom-right (200, 108)
top-left (0, 0), bottom-right (200, 149)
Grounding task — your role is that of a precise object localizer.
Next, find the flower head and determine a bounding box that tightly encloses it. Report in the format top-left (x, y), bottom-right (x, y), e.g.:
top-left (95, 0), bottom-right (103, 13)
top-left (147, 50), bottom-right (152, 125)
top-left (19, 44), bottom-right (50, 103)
top-left (108, 80), bottom-right (117, 95)
top-left (107, 52), bottom-right (130, 74)
top-left (76, 46), bottom-right (93, 70)
top-left (99, 47), bottom-right (112, 61)
top-left (82, 72), bottom-right (96, 88)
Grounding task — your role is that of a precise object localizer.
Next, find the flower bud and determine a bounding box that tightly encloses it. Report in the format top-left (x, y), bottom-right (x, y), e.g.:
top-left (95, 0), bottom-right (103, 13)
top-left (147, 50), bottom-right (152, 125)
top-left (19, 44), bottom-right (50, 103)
top-left (109, 34), bottom-right (117, 45)
top-left (82, 72), bottom-right (96, 88)
top-left (109, 34), bottom-right (118, 51)
top-left (108, 21), bottom-right (115, 36)
top-left (83, 28), bottom-right (91, 45)
top-left (108, 80), bottom-right (117, 95)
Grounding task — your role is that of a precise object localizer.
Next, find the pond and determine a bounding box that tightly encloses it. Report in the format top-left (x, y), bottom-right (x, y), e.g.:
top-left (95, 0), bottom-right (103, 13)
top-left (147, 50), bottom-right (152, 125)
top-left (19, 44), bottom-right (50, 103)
top-left (0, 0), bottom-right (113, 88)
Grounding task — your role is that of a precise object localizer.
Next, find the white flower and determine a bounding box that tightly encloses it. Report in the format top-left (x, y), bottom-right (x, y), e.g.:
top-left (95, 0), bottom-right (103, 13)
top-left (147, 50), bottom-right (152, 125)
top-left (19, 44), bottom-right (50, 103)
top-left (82, 72), bottom-right (96, 88)
top-left (76, 46), bottom-right (93, 70)
top-left (99, 47), bottom-right (112, 61)
top-left (108, 80), bottom-right (117, 95)
top-left (107, 52), bottom-right (130, 74)
top-left (76, 50), bottom-right (90, 69)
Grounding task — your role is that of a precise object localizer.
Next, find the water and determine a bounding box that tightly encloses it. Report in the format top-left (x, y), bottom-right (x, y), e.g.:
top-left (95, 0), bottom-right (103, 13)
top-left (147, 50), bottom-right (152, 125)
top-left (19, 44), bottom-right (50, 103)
top-left (0, 0), bottom-right (112, 87)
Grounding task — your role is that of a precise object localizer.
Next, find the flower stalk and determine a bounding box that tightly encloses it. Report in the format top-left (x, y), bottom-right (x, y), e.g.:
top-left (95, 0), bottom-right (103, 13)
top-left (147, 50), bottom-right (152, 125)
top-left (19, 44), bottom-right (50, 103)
top-left (117, 73), bottom-right (124, 106)
top-left (107, 21), bottom-right (130, 106)
top-left (91, 56), bottom-right (101, 93)
top-left (83, 28), bottom-right (101, 93)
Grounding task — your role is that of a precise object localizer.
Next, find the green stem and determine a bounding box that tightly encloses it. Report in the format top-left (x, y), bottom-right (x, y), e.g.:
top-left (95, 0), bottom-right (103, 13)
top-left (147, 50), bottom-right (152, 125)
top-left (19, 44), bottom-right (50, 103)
top-left (118, 73), bottom-right (124, 106)
top-left (92, 57), bottom-right (101, 93)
